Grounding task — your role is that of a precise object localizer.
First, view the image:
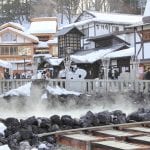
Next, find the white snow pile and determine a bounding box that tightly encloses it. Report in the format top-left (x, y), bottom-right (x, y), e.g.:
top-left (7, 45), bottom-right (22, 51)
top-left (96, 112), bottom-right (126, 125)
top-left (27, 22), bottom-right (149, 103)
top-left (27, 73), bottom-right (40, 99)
top-left (1, 82), bottom-right (31, 97)
top-left (47, 85), bottom-right (81, 96)
top-left (0, 145), bottom-right (10, 150)
top-left (0, 59), bottom-right (12, 68)
top-left (71, 48), bottom-right (113, 63)
top-left (0, 122), bottom-right (6, 135)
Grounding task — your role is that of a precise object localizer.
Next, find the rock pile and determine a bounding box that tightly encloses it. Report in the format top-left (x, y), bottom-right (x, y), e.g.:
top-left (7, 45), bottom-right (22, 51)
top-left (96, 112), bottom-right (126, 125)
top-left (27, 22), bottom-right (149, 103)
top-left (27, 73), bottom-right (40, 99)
top-left (0, 108), bottom-right (150, 149)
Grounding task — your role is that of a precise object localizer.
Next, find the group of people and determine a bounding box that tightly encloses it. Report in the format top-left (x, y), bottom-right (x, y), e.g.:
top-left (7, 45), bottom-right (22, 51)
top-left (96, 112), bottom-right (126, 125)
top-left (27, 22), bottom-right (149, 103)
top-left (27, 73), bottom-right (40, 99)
top-left (37, 69), bottom-right (52, 79)
top-left (143, 68), bottom-right (150, 80)
top-left (99, 68), bottom-right (120, 79)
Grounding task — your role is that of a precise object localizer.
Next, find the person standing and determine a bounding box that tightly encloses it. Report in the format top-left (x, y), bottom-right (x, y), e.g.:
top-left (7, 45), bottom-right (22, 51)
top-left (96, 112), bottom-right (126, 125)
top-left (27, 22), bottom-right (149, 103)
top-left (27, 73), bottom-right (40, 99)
top-left (145, 68), bottom-right (150, 80)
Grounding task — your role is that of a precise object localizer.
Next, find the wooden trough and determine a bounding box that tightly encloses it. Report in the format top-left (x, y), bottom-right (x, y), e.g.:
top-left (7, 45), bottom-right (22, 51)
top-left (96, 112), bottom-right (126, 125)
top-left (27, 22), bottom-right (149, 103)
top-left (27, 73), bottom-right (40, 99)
top-left (39, 121), bottom-right (150, 150)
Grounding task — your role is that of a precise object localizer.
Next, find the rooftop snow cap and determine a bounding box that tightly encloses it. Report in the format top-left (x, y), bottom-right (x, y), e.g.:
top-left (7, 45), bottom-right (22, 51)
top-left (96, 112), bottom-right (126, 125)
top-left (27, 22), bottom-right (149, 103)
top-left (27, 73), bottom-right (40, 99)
top-left (143, 0), bottom-right (150, 23)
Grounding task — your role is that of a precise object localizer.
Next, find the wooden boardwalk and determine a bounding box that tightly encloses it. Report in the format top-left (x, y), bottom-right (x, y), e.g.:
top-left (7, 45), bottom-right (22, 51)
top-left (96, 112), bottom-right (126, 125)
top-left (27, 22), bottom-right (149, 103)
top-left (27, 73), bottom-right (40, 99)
top-left (38, 121), bottom-right (150, 150)
top-left (0, 79), bottom-right (150, 95)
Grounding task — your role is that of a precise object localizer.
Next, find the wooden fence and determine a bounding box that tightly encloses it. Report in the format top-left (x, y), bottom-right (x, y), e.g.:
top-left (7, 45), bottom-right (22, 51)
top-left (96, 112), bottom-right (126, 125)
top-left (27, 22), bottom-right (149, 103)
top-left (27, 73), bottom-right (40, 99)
top-left (0, 79), bottom-right (150, 95)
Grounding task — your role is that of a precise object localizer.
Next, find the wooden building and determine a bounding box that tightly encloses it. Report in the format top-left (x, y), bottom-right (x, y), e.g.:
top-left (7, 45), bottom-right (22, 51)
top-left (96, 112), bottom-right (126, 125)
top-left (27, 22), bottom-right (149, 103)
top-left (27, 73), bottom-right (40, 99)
top-left (0, 22), bottom-right (38, 74)
top-left (0, 17), bottom-right (59, 76)
top-left (70, 34), bottom-right (132, 79)
top-left (125, 0), bottom-right (150, 71)
top-left (57, 26), bottom-right (84, 57)
top-left (29, 17), bottom-right (58, 56)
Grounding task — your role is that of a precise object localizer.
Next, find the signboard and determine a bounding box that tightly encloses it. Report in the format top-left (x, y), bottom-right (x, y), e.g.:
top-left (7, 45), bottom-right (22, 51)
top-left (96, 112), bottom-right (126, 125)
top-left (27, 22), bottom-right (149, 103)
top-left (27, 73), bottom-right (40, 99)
top-left (18, 46), bottom-right (32, 56)
top-left (140, 30), bottom-right (150, 42)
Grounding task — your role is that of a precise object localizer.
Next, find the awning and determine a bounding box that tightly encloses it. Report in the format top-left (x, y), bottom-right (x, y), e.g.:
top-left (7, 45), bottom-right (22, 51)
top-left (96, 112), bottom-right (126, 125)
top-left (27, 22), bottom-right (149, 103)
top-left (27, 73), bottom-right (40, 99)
top-left (70, 48), bottom-right (114, 64)
top-left (46, 58), bottom-right (64, 66)
top-left (104, 47), bottom-right (134, 58)
top-left (0, 59), bottom-right (12, 68)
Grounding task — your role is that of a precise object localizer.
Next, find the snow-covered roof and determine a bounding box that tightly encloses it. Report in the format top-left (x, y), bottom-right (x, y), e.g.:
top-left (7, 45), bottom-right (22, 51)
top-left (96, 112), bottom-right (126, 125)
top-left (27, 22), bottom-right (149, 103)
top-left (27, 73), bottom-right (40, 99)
top-left (70, 44), bottom-right (132, 63)
top-left (0, 27), bottom-right (39, 43)
top-left (36, 41), bottom-right (49, 48)
top-left (0, 22), bottom-right (24, 31)
top-left (45, 57), bottom-right (64, 66)
top-left (0, 59), bottom-right (12, 68)
top-left (63, 12), bottom-right (142, 28)
top-left (71, 48), bottom-right (113, 64)
top-left (104, 47), bottom-right (134, 58)
top-left (33, 54), bottom-right (52, 58)
top-left (9, 60), bottom-right (31, 64)
top-left (87, 10), bottom-right (142, 24)
top-left (57, 26), bottom-right (84, 36)
top-left (28, 20), bottom-right (57, 34)
top-left (144, 0), bottom-right (150, 17)
top-left (47, 37), bottom-right (58, 44)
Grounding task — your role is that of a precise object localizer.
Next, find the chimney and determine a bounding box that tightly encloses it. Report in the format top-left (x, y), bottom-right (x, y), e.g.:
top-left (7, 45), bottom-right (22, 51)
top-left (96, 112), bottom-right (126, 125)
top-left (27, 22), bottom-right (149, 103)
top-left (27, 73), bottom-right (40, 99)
top-left (143, 0), bottom-right (150, 23)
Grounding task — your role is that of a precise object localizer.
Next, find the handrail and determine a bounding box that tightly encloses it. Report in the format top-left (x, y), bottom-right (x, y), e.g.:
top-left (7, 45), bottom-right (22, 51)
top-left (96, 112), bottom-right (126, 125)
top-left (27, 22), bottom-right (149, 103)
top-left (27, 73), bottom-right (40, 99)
top-left (0, 79), bottom-right (150, 95)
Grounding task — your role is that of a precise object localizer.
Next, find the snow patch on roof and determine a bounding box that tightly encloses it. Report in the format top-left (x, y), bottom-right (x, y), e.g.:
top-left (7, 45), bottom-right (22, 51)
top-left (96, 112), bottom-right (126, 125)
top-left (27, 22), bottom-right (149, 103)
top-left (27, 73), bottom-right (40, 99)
top-left (71, 48), bottom-right (114, 63)
top-left (104, 47), bottom-right (134, 58)
top-left (0, 22), bottom-right (25, 31)
top-left (0, 27), bottom-right (39, 43)
top-left (46, 57), bottom-right (63, 66)
top-left (47, 37), bottom-right (58, 44)
top-left (33, 54), bottom-right (52, 58)
top-left (63, 12), bottom-right (142, 28)
top-left (28, 21), bottom-right (57, 34)
top-left (36, 41), bottom-right (49, 48)
top-left (0, 59), bottom-right (12, 68)
top-left (9, 60), bottom-right (31, 64)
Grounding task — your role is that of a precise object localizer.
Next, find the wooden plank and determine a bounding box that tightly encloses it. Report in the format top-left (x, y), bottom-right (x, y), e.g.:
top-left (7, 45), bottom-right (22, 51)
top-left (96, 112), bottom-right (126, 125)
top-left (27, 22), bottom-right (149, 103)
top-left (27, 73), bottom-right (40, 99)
top-left (94, 129), bottom-right (144, 140)
top-left (128, 135), bottom-right (150, 145)
top-left (125, 127), bottom-right (150, 133)
top-left (58, 133), bottom-right (114, 150)
top-left (92, 140), bottom-right (150, 150)
top-left (38, 121), bottom-right (150, 138)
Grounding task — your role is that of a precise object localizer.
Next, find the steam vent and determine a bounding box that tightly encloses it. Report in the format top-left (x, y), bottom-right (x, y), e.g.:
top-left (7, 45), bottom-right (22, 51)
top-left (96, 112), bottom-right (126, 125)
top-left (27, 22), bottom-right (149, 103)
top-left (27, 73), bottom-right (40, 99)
top-left (143, 0), bottom-right (150, 23)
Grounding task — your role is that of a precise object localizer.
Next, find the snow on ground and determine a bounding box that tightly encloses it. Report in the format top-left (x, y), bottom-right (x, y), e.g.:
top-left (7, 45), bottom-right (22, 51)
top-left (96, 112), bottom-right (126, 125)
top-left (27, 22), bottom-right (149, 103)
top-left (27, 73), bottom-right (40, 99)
top-left (47, 85), bottom-right (81, 96)
top-left (0, 145), bottom-right (10, 150)
top-left (0, 82), bottom-right (32, 97)
top-left (0, 122), bottom-right (6, 135)
top-left (0, 82), bottom-right (80, 98)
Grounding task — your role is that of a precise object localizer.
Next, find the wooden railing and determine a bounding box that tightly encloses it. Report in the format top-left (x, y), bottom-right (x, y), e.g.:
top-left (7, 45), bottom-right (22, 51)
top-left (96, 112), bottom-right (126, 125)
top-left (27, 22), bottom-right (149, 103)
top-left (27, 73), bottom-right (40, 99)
top-left (0, 79), bottom-right (150, 95)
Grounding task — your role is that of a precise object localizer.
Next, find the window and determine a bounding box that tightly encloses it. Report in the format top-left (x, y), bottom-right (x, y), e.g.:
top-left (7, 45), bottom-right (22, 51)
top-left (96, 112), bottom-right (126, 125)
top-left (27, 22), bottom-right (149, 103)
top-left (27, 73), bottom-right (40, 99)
top-left (1, 32), bottom-right (17, 42)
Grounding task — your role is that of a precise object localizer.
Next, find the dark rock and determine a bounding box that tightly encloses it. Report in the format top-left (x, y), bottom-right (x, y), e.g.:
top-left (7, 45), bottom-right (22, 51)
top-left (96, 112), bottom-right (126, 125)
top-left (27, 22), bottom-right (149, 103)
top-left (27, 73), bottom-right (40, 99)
top-left (47, 136), bottom-right (56, 144)
top-left (50, 115), bottom-right (61, 125)
top-left (7, 132), bottom-right (21, 150)
top-left (4, 117), bottom-right (20, 127)
top-left (19, 129), bottom-right (33, 141)
top-left (112, 110), bottom-right (126, 124)
top-left (97, 111), bottom-right (111, 125)
top-left (4, 126), bottom-right (20, 138)
top-left (79, 111), bottom-right (99, 127)
top-left (40, 118), bottom-right (51, 129)
top-left (22, 116), bottom-right (38, 126)
top-left (0, 136), bottom-right (7, 144)
top-left (51, 124), bottom-right (59, 132)
top-left (61, 115), bottom-right (74, 126)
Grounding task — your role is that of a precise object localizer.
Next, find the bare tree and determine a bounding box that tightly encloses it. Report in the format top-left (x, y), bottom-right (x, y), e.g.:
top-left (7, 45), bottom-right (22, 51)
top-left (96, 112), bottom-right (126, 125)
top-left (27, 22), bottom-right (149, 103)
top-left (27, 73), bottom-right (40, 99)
top-left (57, 0), bottom-right (80, 23)
top-left (30, 0), bottom-right (56, 18)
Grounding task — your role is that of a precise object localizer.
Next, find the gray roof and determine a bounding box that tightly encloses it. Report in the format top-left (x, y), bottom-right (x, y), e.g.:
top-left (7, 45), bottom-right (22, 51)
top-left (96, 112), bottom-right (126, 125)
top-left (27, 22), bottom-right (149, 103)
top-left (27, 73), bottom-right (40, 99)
top-left (57, 26), bottom-right (84, 36)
